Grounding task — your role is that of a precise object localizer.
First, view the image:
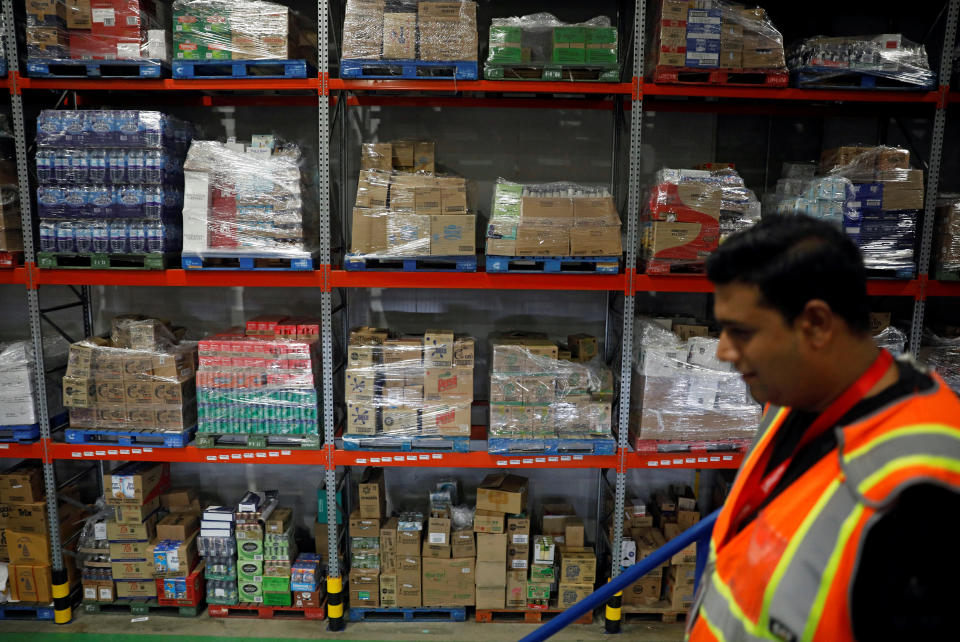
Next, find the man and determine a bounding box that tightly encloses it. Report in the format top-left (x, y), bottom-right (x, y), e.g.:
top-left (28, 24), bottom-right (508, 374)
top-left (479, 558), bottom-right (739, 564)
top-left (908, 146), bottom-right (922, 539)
top-left (685, 215), bottom-right (960, 641)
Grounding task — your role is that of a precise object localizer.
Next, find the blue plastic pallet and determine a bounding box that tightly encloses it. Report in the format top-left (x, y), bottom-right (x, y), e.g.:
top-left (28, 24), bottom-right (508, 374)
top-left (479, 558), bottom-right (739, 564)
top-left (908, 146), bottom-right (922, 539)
top-left (488, 436), bottom-right (616, 456)
top-left (340, 58), bottom-right (478, 80)
top-left (486, 255), bottom-right (620, 274)
top-left (26, 58), bottom-right (163, 78)
top-left (0, 602), bottom-right (55, 621)
top-left (794, 68), bottom-right (935, 91)
top-left (0, 59), bottom-right (7, 77)
top-left (182, 253), bottom-right (317, 271)
top-left (64, 426), bottom-right (196, 448)
top-left (349, 606), bottom-right (466, 623)
top-left (344, 254), bottom-right (477, 272)
top-left (343, 434), bottom-right (470, 453)
top-left (0, 410), bottom-right (68, 443)
top-left (173, 59), bottom-right (308, 79)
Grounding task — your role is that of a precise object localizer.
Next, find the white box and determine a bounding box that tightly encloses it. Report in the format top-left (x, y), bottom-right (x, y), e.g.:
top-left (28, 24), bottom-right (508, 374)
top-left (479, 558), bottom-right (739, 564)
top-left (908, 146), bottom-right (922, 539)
top-left (182, 171), bottom-right (212, 253)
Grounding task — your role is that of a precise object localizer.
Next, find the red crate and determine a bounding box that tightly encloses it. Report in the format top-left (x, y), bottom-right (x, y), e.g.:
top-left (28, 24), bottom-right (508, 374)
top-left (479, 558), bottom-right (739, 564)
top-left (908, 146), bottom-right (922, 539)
top-left (155, 562), bottom-right (205, 606)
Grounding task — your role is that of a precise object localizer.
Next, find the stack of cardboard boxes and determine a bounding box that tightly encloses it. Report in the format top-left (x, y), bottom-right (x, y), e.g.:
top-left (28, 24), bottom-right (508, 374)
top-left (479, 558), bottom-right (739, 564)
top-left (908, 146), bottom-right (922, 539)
top-left (2, 462), bottom-right (84, 603)
top-left (348, 468), bottom-right (385, 607)
top-left (641, 173), bottom-right (722, 274)
top-left (173, 0), bottom-right (310, 61)
top-left (344, 328), bottom-right (475, 444)
top-left (0, 159), bottom-right (21, 255)
top-left (935, 198), bottom-right (960, 278)
top-left (0, 337), bottom-right (68, 431)
top-left (485, 181), bottom-right (622, 258)
top-left (474, 473), bottom-right (527, 610)
top-left (648, 0), bottom-right (785, 71)
top-left (486, 19), bottom-right (617, 71)
top-left (235, 491), bottom-right (281, 605)
top-left (154, 488), bottom-right (203, 603)
top-left (342, 0), bottom-right (477, 63)
top-left (62, 316), bottom-right (198, 435)
top-left (104, 461), bottom-right (170, 600)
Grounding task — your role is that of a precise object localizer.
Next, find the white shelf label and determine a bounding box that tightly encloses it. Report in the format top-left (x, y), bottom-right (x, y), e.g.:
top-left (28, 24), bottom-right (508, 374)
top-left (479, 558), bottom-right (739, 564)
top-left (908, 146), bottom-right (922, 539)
top-left (673, 458), bottom-right (683, 465)
top-left (72, 452), bottom-right (82, 458)
top-left (382, 456), bottom-right (393, 462)
top-left (143, 448), bottom-right (153, 453)
top-left (522, 458), bottom-right (533, 464)
top-left (406, 456), bottom-right (417, 461)
top-left (431, 453), bottom-right (443, 460)
top-left (120, 449), bottom-right (130, 455)
top-left (206, 456), bottom-right (217, 462)
top-left (0, 444), bottom-right (8, 450)
top-left (647, 461), bottom-right (658, 467)
top-left (496, 460), bottom-right (508, 466)
top-left (96, 450), bottom-right (106, 456)
top-left (573, 455), bottom-right (583, 461)
top-left (710, 456), bottom-right (720, 462)
top-left (282, 450), bottom-right (291, 456)
top-left (356, 458), bottom-right (367, 464)
top-left (84, 451), bottom-right (93, 457)
top-left (560, 456), bottom-right (571, 462)
top-left (256, 452), bottom-right (267, 458)
top-left (535, 458), bottom-right (546, 463)
top-left (419, 455), bottom-right (429, 460)
top-left (269, 452), bottom-right (279, 457)
top-left (548, 457), bottom-right (559, 463)
top-left (243, 453), bottom-right (253, 459)
top-left (231, 453), bottom-right (241, 460)
top-left (371, 458), bottom-right (381, 463)
top-left (510, 459), bottom-right (521, 465)
top-left (723, 455), bottom-right (733, 461)
top-left (660, 459), bottom-right (671, 466)
top-left (108, 450), bottom-right (118, 455)
top-left (686, 458), bottom-right (696, 464)
top-left (219, 454), bottom-right (229, 461)
top-left (698, 457), bottom-right (708, 463)
top-left (132, 448), bottom-right (142, 454)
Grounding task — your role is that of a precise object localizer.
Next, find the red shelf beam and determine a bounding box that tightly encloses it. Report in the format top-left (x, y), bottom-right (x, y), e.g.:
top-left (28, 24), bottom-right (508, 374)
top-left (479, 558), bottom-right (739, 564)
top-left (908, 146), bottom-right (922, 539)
top-left (0, 268), bottom-right (28, 285)
top-left (333, 449), bottom-right (621, 469)
top-left (0, 440), bottom-right (46, 460)
top-left (35, 268), bottom-right (326, 288)
top-left (643, 83), bottom-right (940, 104)
top-left (632, 274), bottom-right (919, 297)
top-left (926, 280), bottom-right (960, 297)
top-left (330, 269), bottom-right (625, 291)
top-left (634, 450), bottom-right (743, 470)
top-left (49, 442), bottom-right (327, 466)
top-left (16, 73), bottom-right (320, 92)
top-left (330, 78), bottom-right (632, 95)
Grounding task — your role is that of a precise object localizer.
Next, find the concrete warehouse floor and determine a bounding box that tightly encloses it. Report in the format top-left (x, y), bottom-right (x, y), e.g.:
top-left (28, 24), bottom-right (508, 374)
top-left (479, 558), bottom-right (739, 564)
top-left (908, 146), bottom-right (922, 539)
top-left (0, 610), bottom-right (686, 641)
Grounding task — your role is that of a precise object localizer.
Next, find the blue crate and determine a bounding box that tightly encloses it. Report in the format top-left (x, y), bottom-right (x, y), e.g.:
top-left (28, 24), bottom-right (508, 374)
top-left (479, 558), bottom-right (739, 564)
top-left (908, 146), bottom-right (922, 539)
top-left (340, 58), bottom-right (478, 80)
top-left (488, 436), bottom-right (616, 456)
top-left (64, 425), bottom-right (196, 448)
top-left (173, 59), bottom-right (308, 79)
top-left (342, 434), bottom-right (470, 453)
top-left (0, 602), bottom-right (55, 621)
top-left (486, 255), bottom-right (620, 274)
top-left (344, 254), bottom-right (477, 272)
top-left (182, 252), bottom-right (317, 271)
top-left (0, 410), bottom-right (68, 443)
top-left (349, 606), bottom-right (466, 623)
top-left (26, 58), bottom-right (164, 78)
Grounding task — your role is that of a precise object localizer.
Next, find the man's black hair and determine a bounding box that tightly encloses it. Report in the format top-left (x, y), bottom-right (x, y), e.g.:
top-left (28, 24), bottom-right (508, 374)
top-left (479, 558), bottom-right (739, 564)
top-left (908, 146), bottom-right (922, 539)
top-left (706, 215), bottom-right (871, 334)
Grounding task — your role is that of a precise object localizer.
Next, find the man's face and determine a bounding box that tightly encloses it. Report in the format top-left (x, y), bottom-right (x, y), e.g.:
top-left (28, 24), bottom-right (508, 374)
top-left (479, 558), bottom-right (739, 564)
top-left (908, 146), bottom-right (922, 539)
top-left (713, 281), bottom-right (806, 407)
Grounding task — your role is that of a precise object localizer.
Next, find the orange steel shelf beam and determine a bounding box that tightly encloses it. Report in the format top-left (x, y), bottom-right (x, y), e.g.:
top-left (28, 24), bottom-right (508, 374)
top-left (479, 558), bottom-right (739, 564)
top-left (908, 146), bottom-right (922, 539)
top-left (926, 279), bottom-right (960, 297)
top-left (0, 268), bottom-right (27, 285)
top-left (0, 440), bottom-right (46, 460)
top-left (632, 274), bottom-right (920, 297)
top-left (16, 73), bottom-right (320, 92)
top-left (643, 83), bottom-right (940, 103)
top-left (330, 269), bottom-right (626, 291)
top-left (49, 441), bottom-right (327, 466)
top-left (330, 78), bottom-right (632, 95)
top-left (35, 268), bottom-right (327, 288)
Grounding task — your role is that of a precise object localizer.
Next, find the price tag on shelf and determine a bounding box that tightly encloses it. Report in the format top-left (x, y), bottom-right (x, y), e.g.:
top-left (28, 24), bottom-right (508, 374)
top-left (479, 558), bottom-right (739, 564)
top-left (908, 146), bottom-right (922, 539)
top-left (560, 456), bottom-right (571, 462)
top-left (406, 456), bottom-right (417, 462)
top-left (419, 455), bottom-right (429, 460)
top-left (686, 458), bottom-right (696, 464)
top-left (120, 449), bottom-right (130, 455)
top-left (573, 455), bottom-right (583, 461)
top-left (356, 458), bottom-right (367, 464)
top-left (510, 459), bottom-right (520, 465)
top-left (710, 456), bottom-right (720, 462)
top-left (548, 457), bottom-right (558, 463)
top-left (243, 453), bottom-right (254, 459)
top-left (219, 454), bottom-right (229, 461)
top-left (206, 456), bottom-right (217, 462)
top-left (371, 458), bottom-right (381, 463)
top-left (256, 452), bottom-right (267, 458)
top-left (0, 444), bottom-right (8, 450)
top-left (72, 452), bottom-right (82, 458)
top-left (496, 460), bottom-right (508, 466)
top-left (84, 451), bottom-right (93, 457)
top-left (282, 450), bottom-right (291, 456)
top-left (673, 458), bottom-right (683, 465)
top-left (660, 459), bottom-right (671, 466)
top-left (382, 456), bottom-right (393, 463)
top-left (522, 458), bottom-right (533, 464)
top-left (431, 454), bottom-right (443, 460)
top-left (108, 450), bottom-right (118, 456)
top-left (723, 455), bottom-right (733, 461)
top-left (231, 453), bottom-right (241, 460)
top-left (95, 450), bottom-right (106, 456)
top-left (698, 457), bottom-right (708, 463)
top-left (269, 452), bottom-right (279, 458)
top-left (535, 458), bottom-right (546, 463)
top-left (143, 448), bottom-right (153, 453)
top-left (132, 448), bottom-right (142, 454)
top-left (647, 461), bottom-right (658, 467)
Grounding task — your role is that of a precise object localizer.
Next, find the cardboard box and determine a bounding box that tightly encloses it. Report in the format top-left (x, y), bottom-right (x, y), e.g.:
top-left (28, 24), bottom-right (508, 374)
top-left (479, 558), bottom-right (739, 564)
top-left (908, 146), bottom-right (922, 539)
top-left (663, 522), bottom-right (698, 565)
top-left (111, 559), bottom-right (154, 581)
top-left (560, 549), bottom-right (596, 584)
top-left (424, 330), bottom-right (454, 367)
top-left (664, 569), bottom-right (695, 610)
top-left (422, 542), bottom-right (451, 559)
top-left (350, 568), bottom-right (380, 607)
top-left (430, 215), bottom-right (475, 256)
top-left (421, 557), bottom-right (475, 607)
top-left (380, 517), bottom-right (398, 558)
top-left (156, 512), bottom-right (199, 541)
top-left (507, 542), bottom-right (529, 570)
top-left (540, 503), bottom-right (576, 535)
top-left (473, 509), bottom-right (505, 534)
top-left (382, 12), bottom-right (416, 59)
top-left (564, 518), bottom-right (585, 548)
top-left (106, 512), bottom-right (158, 542)
top-left (10, 564), bottom-right (52, 602)
top-left (515, 224), bottom-right (569, 256)
top-left (451, 529), bottom-right (475, 558)
top-left (115, 579), bottom-right (157, 599)
top-left (379, 572), bottom-right (398, 607)
top-left (557, 582), bottom-right (593, 608)
top-left (506, 516), bottom-right (531, 545)
top-left (476, 584), bottom-right (505, 609)
top-left (623, 571), bottom-right (662, 606)
top-left (351, 208), bottom-right (388, 255)
top-left (669, 563), bottom-right (697, 589)
top-left (83, 578), bottom-right (115, 603)
top-left (293, 589), bottom-right (323, 608)
top-left (506, 571), bottom-right (526, 607)
top-left (358, 467), bottom-right (386, 519)
top-left (476, 474), bottom-right (528, 515)
top-left (9, 531), bottom-right (51, 565)
top-left (349, 510), bottom-right (380, 538)
top-left (104, 462), bottom-right (167, 506)
top-left (397, 576), bottom-right (421, 608)
top-left (569, 225), bottom-right (621, 256)
top-left (476, 533), bottom-right (507, 562)
top-left (115, 496), bottom-right (160, 524)
top-left (0, 463), bottom-right (44, 504)
top-left (108, 540), bottom-right (151, 559)
top-left (397, 530), bottom-right (420, 557)
top-left (427, 514), bottom-right (451, 546)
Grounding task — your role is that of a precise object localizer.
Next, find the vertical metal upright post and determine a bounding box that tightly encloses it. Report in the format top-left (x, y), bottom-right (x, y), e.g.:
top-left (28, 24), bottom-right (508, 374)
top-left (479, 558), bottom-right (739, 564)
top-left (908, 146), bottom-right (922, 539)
top-left (910, 0), bottom-right (959, 354)
top-left (4, 0), bottom-right (70, 624)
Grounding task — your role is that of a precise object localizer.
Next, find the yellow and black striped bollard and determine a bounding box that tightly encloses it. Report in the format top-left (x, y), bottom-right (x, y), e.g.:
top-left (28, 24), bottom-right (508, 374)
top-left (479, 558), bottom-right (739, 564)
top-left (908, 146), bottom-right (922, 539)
top-left (327, 575), bottom-right (344, 631)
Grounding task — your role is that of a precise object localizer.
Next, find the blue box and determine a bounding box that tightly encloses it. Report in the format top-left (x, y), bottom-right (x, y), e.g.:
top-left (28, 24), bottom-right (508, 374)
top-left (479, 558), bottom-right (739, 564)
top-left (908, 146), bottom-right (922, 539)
top-left (686, 37), bottom-right (722, 53)
top-left (686, 22), bottom-right (722, 35)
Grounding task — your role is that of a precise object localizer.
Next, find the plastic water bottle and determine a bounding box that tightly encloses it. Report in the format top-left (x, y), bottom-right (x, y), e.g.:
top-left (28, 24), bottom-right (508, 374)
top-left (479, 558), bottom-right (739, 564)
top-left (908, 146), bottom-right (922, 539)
top-left (146, 221), bottom-right (164, 253)
top-left (55, 150), bottom-right (71, 183)
top-left (39, 221), bottom-right (57, 252)
top-left (74, 221), bottom-right (92, 254)
top-left (89, 185), bottom-right (112, 217)
top-left (36, 149), bottom-right (54, 183)
top-left (56, 220), bottom-right (76, 253)
top-left (92, 220), bottom-right (109, 253)
top-left (119, 185), bottom-right (144, 217)
top-left (144, 150), bottom-right (162, 183)
top-left (109, 220), bottom-right (128, 253)
top-left (117, 111), bottom-right (140, 145)
top-left (88, 149), bottom-right (106, 182)
top-left (71, 149), bottom-right (89, 183)
top-left (65, 186), bottom-right (87, 215)
top-left (126, 149), bottom-right (144, 183)
top-left (108, 150), bottom-right (125, 183)
top-left (37, 111), bottom-right (63, 145)
top-left (89, 111), bottom-right (113, 145)
top-left (62, 112), bottom-right (85, 145)
top-left (143, 186), bottom-right (162, 218)
top-left (128, 220), bottom-right (146, 253)
top-left (37, 186), bottom-right (65, 217)
top-left (142, 112), bottom-right (162, 147)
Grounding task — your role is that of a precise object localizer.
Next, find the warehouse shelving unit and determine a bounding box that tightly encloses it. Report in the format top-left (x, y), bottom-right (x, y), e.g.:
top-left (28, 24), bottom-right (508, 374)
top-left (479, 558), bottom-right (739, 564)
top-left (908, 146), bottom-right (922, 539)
top-left (0, 0), bottom-right (957, 627)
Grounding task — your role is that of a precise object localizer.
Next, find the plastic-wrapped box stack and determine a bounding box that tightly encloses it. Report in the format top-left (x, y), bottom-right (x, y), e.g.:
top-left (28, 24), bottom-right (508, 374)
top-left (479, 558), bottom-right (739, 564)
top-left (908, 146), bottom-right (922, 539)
top-left (0, 335), bottom-right (69, 433)
top-left (788, 34), bottom-right (936, 89)
top-left (935, 196), bottom-right (960, 279)
top-left (342, 0), bottom-right (477, 63)
top-left (61, 316), bottom-right (198, 440)
top-left (773, 146), bottom-right (923, 276)
top-left (290, 552), bottom-right (325, 608)
top-left (196, 317), bottom-right (321, 445)
top-left (485, 13), bottom-right (618, 81)
top-left (629, 321), bottom-right (760, 446)
top-left (200, 502), bottom-right (238, 605)
top-left (348, 468), bottom-right (386, 607)
top-left (172, 0), bottom-right (312, 61)
top-left (344, 328), bottom-right (474, 448)
top-left (234, 491), bottom-right (280, 605)
top-left (488, 333), bottom-right (615, 455)
top-left (25, 0), bottom-right (169, 68)
top-left (154, 488), bottom-right (203, 606)
top-left (920, 335), bottom-right (960, 393)
top-left (182, 138), bottom-right (316, 265)
top-left (648, 0), bottom-right (786, 72)
top-left (0, 159), bottom-right (21, 255)
top-left (641, 166), bottom-right (759, 273)
top-left (485, 180), bottom-right (622, 258)
top-left (35, 110), bottom-right (191, 266)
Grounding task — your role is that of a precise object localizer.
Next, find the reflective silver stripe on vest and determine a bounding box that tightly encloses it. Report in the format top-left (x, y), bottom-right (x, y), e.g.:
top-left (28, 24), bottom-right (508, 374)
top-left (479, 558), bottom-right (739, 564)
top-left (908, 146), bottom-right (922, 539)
top-left (695, 573), bottom-right (771, 642)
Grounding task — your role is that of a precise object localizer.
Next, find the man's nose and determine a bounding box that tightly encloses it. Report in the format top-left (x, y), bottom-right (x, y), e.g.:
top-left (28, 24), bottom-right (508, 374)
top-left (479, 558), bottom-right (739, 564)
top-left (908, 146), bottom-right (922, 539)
top-left (717, 330), bottom-right (737, 363)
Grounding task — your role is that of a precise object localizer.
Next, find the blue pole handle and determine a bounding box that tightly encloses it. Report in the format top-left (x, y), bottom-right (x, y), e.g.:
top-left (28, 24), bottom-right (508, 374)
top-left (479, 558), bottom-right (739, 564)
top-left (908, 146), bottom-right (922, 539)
top-left (518, 509), bottom-right (719, 642)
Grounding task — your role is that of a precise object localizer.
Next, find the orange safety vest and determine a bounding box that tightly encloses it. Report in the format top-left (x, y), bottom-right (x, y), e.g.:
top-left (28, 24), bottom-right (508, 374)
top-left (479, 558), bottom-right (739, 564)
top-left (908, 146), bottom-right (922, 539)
top-left (686, 367), bottom-right (960, 642)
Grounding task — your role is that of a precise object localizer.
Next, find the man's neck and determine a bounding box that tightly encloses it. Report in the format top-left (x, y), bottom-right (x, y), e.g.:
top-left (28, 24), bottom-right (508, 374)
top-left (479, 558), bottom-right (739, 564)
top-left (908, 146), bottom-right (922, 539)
top-left (807, 341), bottom-right (896, 414)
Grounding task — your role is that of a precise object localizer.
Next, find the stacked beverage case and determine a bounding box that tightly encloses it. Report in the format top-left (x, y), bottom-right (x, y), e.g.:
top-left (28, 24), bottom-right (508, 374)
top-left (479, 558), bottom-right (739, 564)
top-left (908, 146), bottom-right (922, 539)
top-left (35, 110), bottom-right (191, 259)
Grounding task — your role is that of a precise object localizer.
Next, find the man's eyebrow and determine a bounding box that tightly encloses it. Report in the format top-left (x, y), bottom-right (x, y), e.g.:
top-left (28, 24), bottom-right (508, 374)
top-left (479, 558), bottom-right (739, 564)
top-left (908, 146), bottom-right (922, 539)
top-left (715, 318), bottom-right (755, 329)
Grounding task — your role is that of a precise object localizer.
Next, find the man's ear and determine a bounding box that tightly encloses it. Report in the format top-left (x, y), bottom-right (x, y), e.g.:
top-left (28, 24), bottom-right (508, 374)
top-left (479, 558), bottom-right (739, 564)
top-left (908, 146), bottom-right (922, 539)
top-left (794, 299), bottom-right (835, 350)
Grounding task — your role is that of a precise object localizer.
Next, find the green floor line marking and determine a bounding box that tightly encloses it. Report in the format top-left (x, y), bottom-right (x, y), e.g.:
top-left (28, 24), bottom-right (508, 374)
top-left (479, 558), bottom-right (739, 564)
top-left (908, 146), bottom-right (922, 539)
top-left (18, 635), bottom-right (381, 642)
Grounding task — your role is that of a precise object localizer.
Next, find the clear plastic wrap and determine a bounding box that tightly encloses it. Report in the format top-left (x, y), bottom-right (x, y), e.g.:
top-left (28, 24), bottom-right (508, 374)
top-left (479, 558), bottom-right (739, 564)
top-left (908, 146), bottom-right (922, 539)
top-left (0, 334), bottom-right (70, 426)
top-left (182, 138), bottom-right (316, 258)
top-left (874, 325), bottom-right (907, 356)
top-left (173, 0), bottom-right (314, 61)
top-left (62, 316), bottom-right (198, 434)
top-left (788, 34), bottom-right (936, 89)
top-left (485, 179), bottom-right (622, 258)
top-left (484, 13), bottom-right (618, 80)
top-left (642, 166), bottom-right (758, 273)
top-left (196, 323), bottom-right (321, 438)
top-left (935, 195), bottom-right (960, 275)
top-left (26, 0), bottom-right (168, 66)
top-left (34, 110), bottom-right (191, 258)
top-left (342, 0), bottom-right (478, 63)
top-left (920, 333), bottom-right (960, 393)
top-left (772, 146), bottom-right (922, 274)
top-left (649, 1), bottom-right (786, 71)
top-left (629, 321), bottom-right (760, 443)
top-left (349, 168), bottom-right (475, 259)
top-left (0, 181), bottom-right (23, 252)
top-left (344, 328), bottom-right (474, 447)
top-left (488, 334), bottom-right (615, 453)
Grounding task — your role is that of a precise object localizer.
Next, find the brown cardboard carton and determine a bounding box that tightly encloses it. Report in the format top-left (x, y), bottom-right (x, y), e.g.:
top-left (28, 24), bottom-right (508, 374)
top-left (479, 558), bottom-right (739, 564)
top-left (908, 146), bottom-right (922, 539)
top-left (397, 530), bottom-right (421, 557)
top-left (66, 0), bottom-right (92, 29)
top-left (414, 187), bottom-right (443, 215)
top-left (356, 171), bottom-right (390, 208)
top-left (108, 540), bottom-right (151, 559)
top-left (9, 531), bottom-right (51, 564)
top-left (294, 589), bottom-right (322, 608)
top-left (430, 215), bottom-right (475, 256)
top-left (0, 463), bottom-right (44, 504)
top-left (390, 141), bottom-right (416, 169)
top-left (115, 579), bottom-right (157, 598)
top-left (507, 543), bottom-right (529, 570)
top-left (506, 515), bottom-right (531, 545)
top-left (522, 196), bottom-right (574, 221)
top-left (349, 509), bottom-right (380, 537)
top-left (380, 517), bottom-right (398, 557)
top-left (422, 542), bottom-right (451, 559)
top-left (476, 533), bottom-right (507, 562)
top-left (664, 569), bottom-right (695, 610)
top-left (560, 548), bottom-right (596, 584)
top-left (557, 582), bottom-right (593, 608)
top-left (669, 563), bottom-right (697, 589)
top-left (349, 568), bottom-right (380, 607)
top-left (424, 329), bottom-right (454, 367)
top-left (476, 473), bottom-right (528, 514)
top-left (360, 144), bottom-right (392, 171)
top-left (115, 495), bottom-right (160, 524)
top-left (451, 529), bottom-right (475, 558)
top-left (473, 509), bottom-right (506, 534)
top-left (567, 334), bottom-right (598, 363)
top-left (397, 577), bottom-right (421, 607)
top-left (351, 208), bottom-right (388, 255)
top-left (156, 512), bottom-right (199, 541)
top-left (663, 522), bottom-right (698, 565)
top-left (540, 503), bottom-right (576, 535)
top-left (623, 570), bottom-right (662, 606)
top-left (414, 142), bottom-right (436, 173)
top-left (106, 512), bottom-right (159, 542)
top-left (111, 559), bottom-right (154, 580)
top-left (564, 518), bottom-right (585, 548)
top-left (103, 462), bottom-right (166, 506)
top-left (570, 225), bottom-right (622, 256)
top-left (421, 557), bottom-right (475, 606)
top-left (358, 467), bottom-right (386, 519)
top-left (346, 401), bottom-right (376, 435)
top-left (83, 578), bottom-right (115, 603)
top-left (515, 224), bottom-right (569, 256)
top-left (382, 12), bottom-right (416, 58)
top-left (475, 584), bottom-right (505, 609)
top-left (11, 564), bottom-right (53, 602)
top-left (427, 514), bottom-right (451, 546)
top-left (379, 572), bottom-right (398, 607)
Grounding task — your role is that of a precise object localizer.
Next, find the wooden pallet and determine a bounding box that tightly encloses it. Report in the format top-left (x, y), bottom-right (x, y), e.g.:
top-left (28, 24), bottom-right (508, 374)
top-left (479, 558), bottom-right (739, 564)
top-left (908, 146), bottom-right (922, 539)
top-left (794, 68), bottom-right (935, 91)
top-left (207, 601), bottom-right (325, 620)
top-left (182, 252), bottom-right (318, 271)
top-left (652, 66), bottom-right (788, 87)
top-left (0, 602), bottom-right (55, 621)
top-left (622, 602), bottom-right (687, 624)
top-left (82, 600), bottom-right (202, 617)
top-left (476, 607), bottom-right (593, 624)
top-left (64, 426), bottom-right (195, 448)
top-left (486, 255), bottom-right (620, 274)
top-left (194, 432), bottom-right (321, 449)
